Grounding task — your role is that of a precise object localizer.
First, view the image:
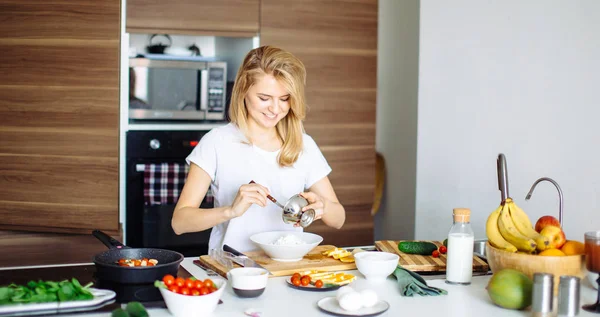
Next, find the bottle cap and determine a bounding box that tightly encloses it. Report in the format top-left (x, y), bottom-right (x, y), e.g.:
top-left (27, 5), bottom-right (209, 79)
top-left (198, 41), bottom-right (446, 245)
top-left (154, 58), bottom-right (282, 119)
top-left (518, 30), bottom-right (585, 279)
top-left (453, 208), bottom-right (470, 222)
top-left (557, 275), bottom-right (580, 317)
top-left (532, 273), bottom-right (554, 314)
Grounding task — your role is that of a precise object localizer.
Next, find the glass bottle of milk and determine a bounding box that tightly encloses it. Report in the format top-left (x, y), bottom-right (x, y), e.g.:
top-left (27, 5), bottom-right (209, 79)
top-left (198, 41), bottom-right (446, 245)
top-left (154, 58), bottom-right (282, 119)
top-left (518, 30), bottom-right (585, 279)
top-left (445, 208), bottom-right (474, 285)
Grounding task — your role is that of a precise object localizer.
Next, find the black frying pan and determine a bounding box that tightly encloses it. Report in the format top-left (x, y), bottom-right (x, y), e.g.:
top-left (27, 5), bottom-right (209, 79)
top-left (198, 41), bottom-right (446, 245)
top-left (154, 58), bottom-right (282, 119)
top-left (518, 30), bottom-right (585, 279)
top-left (92, 230), bottom-right (184, 284)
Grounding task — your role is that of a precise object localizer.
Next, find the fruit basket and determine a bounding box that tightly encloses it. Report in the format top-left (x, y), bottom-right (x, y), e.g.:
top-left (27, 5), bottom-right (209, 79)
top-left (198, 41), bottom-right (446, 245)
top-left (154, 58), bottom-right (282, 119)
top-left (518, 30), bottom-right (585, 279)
top-left (486, 241), bottom-right (585, 294)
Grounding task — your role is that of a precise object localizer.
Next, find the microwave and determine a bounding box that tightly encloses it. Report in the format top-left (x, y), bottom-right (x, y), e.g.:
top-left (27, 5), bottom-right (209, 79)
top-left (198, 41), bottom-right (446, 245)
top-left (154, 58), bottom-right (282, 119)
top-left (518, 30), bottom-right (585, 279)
top-left (128, 55), bottom-right (227, 121)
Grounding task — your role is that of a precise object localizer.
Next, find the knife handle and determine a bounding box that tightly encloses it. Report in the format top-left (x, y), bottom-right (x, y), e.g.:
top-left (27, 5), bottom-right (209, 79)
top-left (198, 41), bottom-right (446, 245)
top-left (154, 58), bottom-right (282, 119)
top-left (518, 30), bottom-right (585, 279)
top-left (223, 244), bottom-right (243, 257)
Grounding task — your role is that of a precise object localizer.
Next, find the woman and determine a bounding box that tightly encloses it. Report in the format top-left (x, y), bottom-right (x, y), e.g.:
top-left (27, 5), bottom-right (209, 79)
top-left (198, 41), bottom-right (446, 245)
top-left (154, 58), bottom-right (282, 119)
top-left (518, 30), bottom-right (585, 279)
top-left (172, 46), bottom-right (345, 252)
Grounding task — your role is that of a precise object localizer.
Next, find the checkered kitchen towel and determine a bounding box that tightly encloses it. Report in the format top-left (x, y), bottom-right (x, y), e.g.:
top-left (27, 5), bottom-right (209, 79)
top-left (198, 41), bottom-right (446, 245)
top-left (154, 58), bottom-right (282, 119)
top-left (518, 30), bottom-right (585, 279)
top-left (143, 163), bottom-right (213, 206)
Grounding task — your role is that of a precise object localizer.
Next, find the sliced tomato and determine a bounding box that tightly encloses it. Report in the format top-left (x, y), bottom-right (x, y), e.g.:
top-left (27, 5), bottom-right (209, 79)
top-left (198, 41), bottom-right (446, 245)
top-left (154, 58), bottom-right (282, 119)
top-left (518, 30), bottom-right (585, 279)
top-left (133, 260), bottom-right (142, 266)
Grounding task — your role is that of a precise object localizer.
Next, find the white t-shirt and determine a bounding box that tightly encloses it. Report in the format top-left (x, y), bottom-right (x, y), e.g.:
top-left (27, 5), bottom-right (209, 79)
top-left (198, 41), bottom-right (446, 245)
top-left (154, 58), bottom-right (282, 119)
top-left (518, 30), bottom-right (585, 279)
top-left (185, 123), bottom-right (332, 252)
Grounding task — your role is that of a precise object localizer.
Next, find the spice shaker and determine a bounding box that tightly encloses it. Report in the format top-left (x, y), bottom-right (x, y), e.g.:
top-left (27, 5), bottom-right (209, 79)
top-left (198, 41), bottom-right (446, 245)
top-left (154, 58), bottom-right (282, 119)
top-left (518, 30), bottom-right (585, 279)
top-left (282, 194), bottom-right (315, 228)
top-left (531, 273), bottom-right (554, 317)
top-left (557, 275), bottom-right (580, 317)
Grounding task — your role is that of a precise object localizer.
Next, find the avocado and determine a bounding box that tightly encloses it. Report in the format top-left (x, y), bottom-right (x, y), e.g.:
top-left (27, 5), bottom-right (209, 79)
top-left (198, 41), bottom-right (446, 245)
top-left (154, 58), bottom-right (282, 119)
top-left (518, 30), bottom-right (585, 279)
top-left (397, 241), bottom-right (438, 255)
top-left (486, 269), bottom-right (533, 310)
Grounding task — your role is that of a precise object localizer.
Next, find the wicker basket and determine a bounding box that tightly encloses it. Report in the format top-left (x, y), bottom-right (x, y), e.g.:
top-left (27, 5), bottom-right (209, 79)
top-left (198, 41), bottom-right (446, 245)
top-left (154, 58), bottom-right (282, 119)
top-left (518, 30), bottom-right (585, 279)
top-left (486, 242), bottom-right (585, 295)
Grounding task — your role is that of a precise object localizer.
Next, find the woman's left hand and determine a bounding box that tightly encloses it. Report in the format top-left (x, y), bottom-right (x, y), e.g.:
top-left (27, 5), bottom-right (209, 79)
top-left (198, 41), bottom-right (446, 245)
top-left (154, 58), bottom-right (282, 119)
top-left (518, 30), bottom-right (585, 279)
top-left (299, 192), bottom-right (326, 222)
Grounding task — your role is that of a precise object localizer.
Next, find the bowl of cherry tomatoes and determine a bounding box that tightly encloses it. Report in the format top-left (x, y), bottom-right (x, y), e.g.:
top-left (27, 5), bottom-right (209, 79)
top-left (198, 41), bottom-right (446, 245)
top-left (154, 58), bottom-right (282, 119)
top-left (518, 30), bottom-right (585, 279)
top-left (155, 274), bottom-right (226, 317)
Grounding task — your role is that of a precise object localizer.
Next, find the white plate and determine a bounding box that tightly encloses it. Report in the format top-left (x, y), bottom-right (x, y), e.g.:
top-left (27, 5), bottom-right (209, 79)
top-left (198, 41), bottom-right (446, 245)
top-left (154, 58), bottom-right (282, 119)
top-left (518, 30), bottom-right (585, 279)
top-left (317, 296), bottom-right (390, 317)
top-left (0, 288), bottom-right (116, 317)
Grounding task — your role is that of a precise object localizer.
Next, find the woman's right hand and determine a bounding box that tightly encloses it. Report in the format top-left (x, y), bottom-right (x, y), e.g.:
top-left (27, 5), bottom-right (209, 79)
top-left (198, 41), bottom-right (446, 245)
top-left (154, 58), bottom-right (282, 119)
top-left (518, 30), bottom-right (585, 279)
top-left (227, 183), bottom-right (270, 219)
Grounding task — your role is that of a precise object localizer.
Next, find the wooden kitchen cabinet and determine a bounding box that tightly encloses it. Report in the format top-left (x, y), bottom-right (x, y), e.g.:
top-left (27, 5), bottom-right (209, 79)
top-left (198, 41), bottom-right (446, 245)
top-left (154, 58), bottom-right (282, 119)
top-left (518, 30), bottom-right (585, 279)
top-left (0, 0), bottom-right (121, 266)
top-left (127, 0), bottom-right (260, 37)
top-left (260, 0), bottom-right (378, 247)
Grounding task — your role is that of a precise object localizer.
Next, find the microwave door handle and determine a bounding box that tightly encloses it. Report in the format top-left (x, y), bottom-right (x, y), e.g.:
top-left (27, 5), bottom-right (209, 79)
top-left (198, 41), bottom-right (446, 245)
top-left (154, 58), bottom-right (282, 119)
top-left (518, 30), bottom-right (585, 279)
top-left (200, 69), bottom-right (208, 112)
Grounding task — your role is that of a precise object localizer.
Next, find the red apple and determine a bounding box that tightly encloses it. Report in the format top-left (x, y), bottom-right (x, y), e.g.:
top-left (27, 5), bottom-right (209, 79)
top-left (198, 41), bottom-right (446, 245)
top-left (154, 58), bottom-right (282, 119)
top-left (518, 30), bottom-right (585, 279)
top-left (539, 225), bottom-right (567, 249)
top-left (535, 215), bottom-right (561, 233)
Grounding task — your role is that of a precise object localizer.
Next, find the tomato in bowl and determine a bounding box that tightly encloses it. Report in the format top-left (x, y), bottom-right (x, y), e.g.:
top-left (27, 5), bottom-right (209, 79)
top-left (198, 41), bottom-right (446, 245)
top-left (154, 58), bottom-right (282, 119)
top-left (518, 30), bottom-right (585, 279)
top-left (156, 275), bottom-right (226, 317)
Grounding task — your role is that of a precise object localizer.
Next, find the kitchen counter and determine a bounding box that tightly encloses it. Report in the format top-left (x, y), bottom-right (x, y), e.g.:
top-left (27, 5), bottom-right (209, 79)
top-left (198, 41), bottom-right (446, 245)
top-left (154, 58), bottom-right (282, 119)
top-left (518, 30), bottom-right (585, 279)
top-left (27, 258), bottom-right (594, 317)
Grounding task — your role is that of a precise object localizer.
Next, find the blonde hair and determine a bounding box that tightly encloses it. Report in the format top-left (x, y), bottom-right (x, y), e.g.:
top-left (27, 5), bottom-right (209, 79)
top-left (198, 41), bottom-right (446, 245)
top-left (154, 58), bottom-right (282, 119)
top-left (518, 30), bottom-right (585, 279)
top-left (229, 46), bottom-right (307, 167)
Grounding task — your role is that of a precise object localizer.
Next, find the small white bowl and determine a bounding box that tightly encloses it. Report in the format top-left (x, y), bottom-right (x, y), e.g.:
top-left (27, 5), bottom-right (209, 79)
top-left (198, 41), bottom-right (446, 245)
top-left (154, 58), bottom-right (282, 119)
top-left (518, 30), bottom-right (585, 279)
top-left (354, 251), bottom-right (400, 283)
top-left (250, 231), bottom-right (323, 262)
top-left (227, 267), bottom-right (269, 298)
top-left (159, 279), bottom-right (226, 317)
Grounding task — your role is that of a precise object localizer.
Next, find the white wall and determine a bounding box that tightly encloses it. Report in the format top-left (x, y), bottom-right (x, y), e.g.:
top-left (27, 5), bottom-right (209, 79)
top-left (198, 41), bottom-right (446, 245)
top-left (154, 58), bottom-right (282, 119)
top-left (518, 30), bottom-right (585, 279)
top-left (416, 0), bottom-right (600, 241)
top-left (375, 0), bottom-right (420, 240)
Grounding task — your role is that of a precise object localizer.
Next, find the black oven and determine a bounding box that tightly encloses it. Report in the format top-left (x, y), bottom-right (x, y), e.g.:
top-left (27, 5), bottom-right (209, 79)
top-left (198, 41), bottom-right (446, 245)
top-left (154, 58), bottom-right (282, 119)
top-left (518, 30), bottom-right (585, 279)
top-left (126, 130), bottom-right (213, 257)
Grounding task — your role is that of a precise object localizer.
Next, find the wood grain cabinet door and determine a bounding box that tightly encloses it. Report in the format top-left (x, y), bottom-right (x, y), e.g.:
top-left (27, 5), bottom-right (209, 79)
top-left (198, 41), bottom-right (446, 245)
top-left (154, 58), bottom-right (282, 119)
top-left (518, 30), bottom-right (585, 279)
top-left (0, 0), bottom-right (120, 235)
top-left (260, 0), bottom-right (378, 247)
top-left (127, 0), bottom-right (260, 37)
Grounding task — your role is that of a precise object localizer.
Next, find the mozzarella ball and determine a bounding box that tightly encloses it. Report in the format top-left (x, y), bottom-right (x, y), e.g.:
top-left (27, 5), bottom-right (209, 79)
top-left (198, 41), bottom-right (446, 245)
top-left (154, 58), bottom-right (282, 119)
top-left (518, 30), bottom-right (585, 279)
top-left (338, 292), bottom-right (363, 311)
top-left (336, 286), bottom-right (355, 301)
top-left (360, 289), bottom-right (379, 308)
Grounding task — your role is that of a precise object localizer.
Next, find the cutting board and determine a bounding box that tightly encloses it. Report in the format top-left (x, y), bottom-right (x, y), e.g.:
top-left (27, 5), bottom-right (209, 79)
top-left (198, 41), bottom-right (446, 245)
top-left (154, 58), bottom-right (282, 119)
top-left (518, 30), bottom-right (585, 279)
top-left (197, 245), bottom-right (356, 278)
top-left (375, 240), bottom-right (489, 272)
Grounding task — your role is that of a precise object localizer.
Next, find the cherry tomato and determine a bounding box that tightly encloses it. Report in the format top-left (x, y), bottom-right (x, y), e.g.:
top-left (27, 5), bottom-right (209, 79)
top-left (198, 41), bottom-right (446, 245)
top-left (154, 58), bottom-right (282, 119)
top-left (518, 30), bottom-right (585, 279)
top-left (162, 274), bottom-right (175, 286)
top-left (432, 250), bottom-right (440, 258)
top-left (199, 287), bottom-right (209, 295)
top-left (291, 277), bottom-right (301, 286)
top-left (133, 260), bottom-right (142, 266)
top-left (118, 258), bottom-right (127, 265)
top-left (209, 286), bottom-right (217, 293)
top-left (203, 279), bottom-right (214, 288)
top-left (439, 246), bottom-right (447, 254)
top-left (292, 273), bottom-right (301, 280)
top-left (194, 280), bottom-right (204, 290)
top-left (300, 276), bottom-right (310, 286)
top-left (315, 280), bottom-right (324, 288)
top-left (185, 278), bottom-right (195, 289)
top-left (147, 262), bottom-right (155, 266)
top-left (191, 289), bottom-right (200, 296)
top-left (175, 277), bottom-right (185, 287)
top-left (180, 287), bottom-right (190, 296)
top-left (168, 285), bottom-right (180, 294)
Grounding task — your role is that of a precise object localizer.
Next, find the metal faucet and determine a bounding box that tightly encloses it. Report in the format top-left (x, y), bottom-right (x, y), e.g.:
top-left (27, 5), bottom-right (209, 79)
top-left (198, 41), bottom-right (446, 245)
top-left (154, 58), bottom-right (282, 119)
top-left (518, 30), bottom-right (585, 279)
top-left (525, 177), bottom-right (564, 228)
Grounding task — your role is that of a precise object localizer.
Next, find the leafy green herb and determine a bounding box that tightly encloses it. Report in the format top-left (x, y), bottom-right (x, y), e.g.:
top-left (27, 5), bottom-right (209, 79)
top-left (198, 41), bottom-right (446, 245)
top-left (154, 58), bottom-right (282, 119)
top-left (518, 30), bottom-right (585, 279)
top-left (110, 302), bottom-right (148, 317)
top-left (0, 279), bottom-right (94, 306)
top-left (153, 280), bottom-right (168, 290)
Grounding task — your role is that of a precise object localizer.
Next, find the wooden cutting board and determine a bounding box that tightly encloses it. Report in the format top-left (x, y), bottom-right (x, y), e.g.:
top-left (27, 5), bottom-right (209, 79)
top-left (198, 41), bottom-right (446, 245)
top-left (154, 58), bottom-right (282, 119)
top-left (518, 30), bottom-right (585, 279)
top-left (197, 245), bottom-right (356, 278)
top-left (375, 240), bottom-right (489, 272)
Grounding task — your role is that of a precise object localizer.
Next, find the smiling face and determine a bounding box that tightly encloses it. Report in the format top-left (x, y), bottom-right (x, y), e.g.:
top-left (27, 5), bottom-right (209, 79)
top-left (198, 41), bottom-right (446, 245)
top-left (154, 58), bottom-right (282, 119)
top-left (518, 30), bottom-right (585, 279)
top-left (245, 73), bottom-right (291, 130)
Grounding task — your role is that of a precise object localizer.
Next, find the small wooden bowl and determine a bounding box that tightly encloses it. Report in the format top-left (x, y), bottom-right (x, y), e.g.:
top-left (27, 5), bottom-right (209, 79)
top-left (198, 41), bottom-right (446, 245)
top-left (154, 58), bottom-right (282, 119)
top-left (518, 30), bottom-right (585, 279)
top-left (486, 242), bottom-right (585, 295)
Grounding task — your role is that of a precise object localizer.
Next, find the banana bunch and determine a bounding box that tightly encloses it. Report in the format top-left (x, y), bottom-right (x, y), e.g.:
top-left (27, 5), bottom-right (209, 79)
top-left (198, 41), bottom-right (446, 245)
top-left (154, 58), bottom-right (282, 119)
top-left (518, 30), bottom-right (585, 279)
top-left (486, 198), bottom-right (550, 253)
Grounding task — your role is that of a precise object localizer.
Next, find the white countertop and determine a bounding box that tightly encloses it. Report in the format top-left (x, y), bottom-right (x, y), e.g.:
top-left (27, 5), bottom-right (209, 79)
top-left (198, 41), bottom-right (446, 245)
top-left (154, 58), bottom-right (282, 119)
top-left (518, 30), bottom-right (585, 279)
top-left (66, 257), bottom-right (600, 317)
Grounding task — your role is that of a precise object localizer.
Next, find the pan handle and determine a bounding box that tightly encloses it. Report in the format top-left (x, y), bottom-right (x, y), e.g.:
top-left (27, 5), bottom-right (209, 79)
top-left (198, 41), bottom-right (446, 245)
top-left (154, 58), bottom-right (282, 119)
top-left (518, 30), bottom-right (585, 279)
top-left (92, 230), bottom-right (127, 249)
